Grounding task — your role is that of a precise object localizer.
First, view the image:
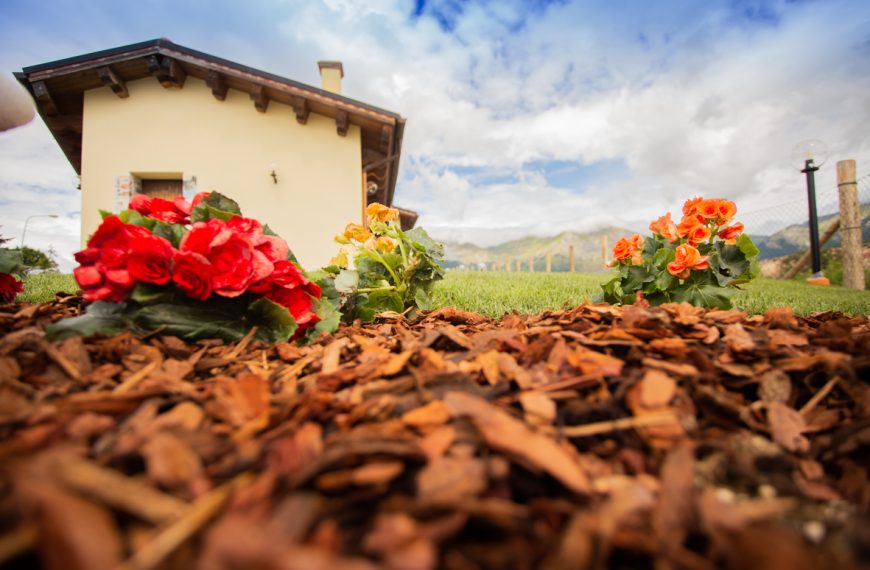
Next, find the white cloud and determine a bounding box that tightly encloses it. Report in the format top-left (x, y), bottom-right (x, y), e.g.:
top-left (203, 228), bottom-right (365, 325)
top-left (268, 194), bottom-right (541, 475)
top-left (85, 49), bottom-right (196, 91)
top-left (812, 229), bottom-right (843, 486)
top-left (1, 0), bottom-right (868, 267)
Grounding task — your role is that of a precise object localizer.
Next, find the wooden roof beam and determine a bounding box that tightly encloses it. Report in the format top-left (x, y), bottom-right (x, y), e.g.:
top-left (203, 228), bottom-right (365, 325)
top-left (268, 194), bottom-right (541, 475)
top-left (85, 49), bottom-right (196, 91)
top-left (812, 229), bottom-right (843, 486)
top-left (31, 81), bottom-right (59, 116)
top-left (146, 55), bottom-right (186, 89)
top-left (206, 70), bottom-right (227, 101)
top-left (380, 125), bottom-right (391, 154)
top-left (250, 85), bottom-right (268, 112)
top-left (97, 66), bottom-right (129, 98)
top-left (335, 109), bottom-right (348, 137)
top-left (292, 96), bottom-right (308, 125)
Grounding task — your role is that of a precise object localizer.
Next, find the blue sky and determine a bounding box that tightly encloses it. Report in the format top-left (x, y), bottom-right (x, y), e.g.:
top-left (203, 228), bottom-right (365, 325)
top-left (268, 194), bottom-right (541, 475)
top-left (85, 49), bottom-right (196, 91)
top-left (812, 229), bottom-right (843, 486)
top-left (1, 0), bottom-right (869, 270)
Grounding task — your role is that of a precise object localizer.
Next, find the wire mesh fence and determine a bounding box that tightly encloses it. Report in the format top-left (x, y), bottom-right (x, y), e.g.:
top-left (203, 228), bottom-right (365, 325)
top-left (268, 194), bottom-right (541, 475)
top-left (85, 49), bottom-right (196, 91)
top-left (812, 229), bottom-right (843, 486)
top-left (739, 173), bottom-right (870, 243)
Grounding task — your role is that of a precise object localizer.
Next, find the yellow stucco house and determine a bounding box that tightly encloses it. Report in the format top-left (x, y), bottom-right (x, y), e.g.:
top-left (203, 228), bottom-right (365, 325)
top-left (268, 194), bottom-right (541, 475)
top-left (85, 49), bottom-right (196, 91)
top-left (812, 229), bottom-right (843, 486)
top-left (16, 39), bottom-right (414, 268)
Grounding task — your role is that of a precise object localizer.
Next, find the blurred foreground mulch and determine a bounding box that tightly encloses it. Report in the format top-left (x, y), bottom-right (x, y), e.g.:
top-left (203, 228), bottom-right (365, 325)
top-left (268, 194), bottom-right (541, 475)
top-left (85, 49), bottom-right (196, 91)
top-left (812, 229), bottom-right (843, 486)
top-left (0, 295), bottom-right (868, 570)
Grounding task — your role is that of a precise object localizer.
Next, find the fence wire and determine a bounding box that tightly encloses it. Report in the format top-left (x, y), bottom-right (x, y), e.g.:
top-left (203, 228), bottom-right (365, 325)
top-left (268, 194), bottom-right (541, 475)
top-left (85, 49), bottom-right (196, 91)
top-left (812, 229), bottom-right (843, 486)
top-left (739, 174), bottom-right (870, 240)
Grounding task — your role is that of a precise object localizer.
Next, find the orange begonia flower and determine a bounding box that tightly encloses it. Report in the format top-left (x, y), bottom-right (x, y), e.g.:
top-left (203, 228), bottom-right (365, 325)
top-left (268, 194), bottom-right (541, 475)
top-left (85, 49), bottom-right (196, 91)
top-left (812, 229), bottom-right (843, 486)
top-left (677, 215), bottom-right (710, 244)
top-left (667, 243), bottom-right (709, 279)
top-left (374, 236), bottom-right (397, 253)
top-left (682, 196), bottom-right (703, 217)
top-left (366, 203), bottom-right (400, 225)
top-left (649, 212), bottom-right (679, 242)
top-left (612, 234), bottom-right (644, 264)
top-left (718, 221), bottom-right (744, 242)
top-left (696, 199), bottom-right (721, 219)
top-left (685, 224), bottom-right (711, 245)
top-left (343, 223), bottom-right (372, 243)
top-left (717, 200), bottom-right (737, 222)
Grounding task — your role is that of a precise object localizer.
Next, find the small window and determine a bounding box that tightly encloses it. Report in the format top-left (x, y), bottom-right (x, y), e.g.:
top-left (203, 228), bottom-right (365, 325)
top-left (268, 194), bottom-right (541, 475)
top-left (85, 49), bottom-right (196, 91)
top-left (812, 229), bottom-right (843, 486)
top-left (140, 178), bottom-right (183, 200)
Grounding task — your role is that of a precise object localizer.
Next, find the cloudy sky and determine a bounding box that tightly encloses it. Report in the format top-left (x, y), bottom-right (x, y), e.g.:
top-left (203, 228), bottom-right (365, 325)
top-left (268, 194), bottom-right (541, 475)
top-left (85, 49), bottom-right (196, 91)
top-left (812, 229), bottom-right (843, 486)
top-left (1, 0), bottom-right (869, 270)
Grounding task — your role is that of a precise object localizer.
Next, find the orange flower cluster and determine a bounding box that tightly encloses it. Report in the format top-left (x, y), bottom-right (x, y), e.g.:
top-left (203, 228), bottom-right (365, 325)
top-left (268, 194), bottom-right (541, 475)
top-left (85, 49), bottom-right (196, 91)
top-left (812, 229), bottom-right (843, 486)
top-left (674, 196), bottom-right (743, 245)
top-left (649, 213), bottom-right (678, 243)
top-left (611, 234), bottom-right (643, 266)
top-left (667, 243), bottom-right (709, 279)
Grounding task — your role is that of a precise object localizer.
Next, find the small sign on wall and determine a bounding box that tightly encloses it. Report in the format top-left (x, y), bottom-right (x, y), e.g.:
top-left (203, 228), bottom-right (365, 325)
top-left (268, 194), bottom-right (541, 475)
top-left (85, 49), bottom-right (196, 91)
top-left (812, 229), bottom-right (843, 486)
top-left (183, 175), bottom-right (198, 200)
top-left (114, 175), bottom-right (132, 213)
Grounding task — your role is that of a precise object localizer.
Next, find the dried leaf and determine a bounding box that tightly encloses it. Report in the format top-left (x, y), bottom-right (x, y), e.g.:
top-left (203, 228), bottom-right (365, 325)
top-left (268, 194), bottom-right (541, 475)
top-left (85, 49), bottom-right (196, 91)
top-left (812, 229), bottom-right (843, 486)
top-left (141, 431), bottom-right (204, 488)
top-left (402, 401), bottom-right (451, 429)
top-left (444, 391), bottom-right (590, 494)
top-left (724, 323), bottom-right (755, 353)
top-left (767, 402), bottom-right (810, 453)
top-left (639, 370), bottom-right (677, 408)
top-left (417, 456), bottom-right (487, 504)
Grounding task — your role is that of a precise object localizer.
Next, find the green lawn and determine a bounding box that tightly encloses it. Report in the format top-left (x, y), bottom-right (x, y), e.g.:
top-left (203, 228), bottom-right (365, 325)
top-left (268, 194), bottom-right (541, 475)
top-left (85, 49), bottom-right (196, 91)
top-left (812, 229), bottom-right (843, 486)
top-left (432, 271), bottom-right (870, 316)
top-left (16, 271), bottom-right (870, 316)
top-left (15, 273), bottom-right (79, 304)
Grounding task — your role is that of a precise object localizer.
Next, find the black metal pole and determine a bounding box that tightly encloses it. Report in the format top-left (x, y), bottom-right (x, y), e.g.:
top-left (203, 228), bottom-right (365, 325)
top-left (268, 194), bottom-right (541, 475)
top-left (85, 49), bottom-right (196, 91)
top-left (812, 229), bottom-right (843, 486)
top-left (801, 159), bottom-right (822, 275)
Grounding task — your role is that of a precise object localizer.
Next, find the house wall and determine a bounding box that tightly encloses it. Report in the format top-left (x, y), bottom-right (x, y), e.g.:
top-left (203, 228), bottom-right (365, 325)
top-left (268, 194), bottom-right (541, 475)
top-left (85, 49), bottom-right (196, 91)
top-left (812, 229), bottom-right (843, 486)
top-left (80, 76), bottom-right (363, 269)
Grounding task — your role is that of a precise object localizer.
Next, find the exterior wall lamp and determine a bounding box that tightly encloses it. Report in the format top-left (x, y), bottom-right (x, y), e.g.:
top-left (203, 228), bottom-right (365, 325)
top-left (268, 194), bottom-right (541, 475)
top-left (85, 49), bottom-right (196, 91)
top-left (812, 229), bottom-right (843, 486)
top-left (270, 163), bottom-right (278, 184)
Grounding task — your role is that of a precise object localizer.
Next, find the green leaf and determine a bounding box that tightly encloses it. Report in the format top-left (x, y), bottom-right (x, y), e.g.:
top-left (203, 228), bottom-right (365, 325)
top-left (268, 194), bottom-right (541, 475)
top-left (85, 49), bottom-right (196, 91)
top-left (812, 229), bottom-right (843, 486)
top-left (334, 269), bottom-right (359, 292)
top-left (405, 227), bottom-right (445, 259)
top-left (652, 247), bottom-right (675, 269)
top-left (190, 204), bottom-right (236, 223)
top-left (311, 296), bottom-right (341, 336)
top-left (191, 192), bottom-right (242, 223)
top-left (671, 283), bottom-right (735, 309)
top-left (150, 221), bottom-right (186, 248)
top-left (130, 283), bottom-right (179, 304)
top-left (623, 265), bottom-right (653, 292)
top-left (119, 209), bottom-right (156, 229)
top-left (200, 192), bottom-right (242, 215)
top-left (247, 297), bottom-right (297, 343)
top-left (414, 287), bottom-right (435, 311)
top-left (713, 241), bottom-right (751, 286)
top-left (654, 268), bottom-right (675, 291)
top-left (305, 269), bottom-right (340, 302)
top-left (45, 301), bottom-right (129, 340)
top-left (99, 209), bottom-right (113, 220)
top-left (736, 233), bottom-right (760, 259)
top-left (131, 301), bottom-right (249, 342)
top-left (354, 290), bottom-right (403, 322)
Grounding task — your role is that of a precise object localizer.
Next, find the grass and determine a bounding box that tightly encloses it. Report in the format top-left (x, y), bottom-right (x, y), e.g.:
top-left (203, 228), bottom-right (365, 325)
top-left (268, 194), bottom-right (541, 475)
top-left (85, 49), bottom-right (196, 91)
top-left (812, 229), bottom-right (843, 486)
top-left (16, 273), bottom-right (79, 304)
top-left (432, 271), bottom-right (870, 317)
top-left (16, 271), bottom-right (870, 316)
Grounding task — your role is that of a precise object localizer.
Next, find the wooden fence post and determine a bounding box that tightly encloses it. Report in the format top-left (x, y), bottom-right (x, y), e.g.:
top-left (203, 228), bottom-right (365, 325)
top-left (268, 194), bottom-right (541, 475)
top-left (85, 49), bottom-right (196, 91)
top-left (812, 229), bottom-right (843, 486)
top-left (515, 259), bottom-right (521, 273)
top-left (545, 253), bottom-right (552, 273)
top-left (505, 256), bottom-right (511, 273)
top-left (837, 160), bottom-right (865, 290)
top-left (568, 245), bottom-right (575, 273)
top-left (528, 256), bottom-right (534, 273)
top-left (601, 235), bottom-right (608, 268)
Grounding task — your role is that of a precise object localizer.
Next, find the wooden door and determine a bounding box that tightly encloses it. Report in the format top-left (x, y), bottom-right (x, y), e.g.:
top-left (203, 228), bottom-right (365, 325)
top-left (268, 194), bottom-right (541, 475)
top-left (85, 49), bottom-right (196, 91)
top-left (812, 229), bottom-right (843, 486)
top-left (141, 179), bottom-right (182, 200)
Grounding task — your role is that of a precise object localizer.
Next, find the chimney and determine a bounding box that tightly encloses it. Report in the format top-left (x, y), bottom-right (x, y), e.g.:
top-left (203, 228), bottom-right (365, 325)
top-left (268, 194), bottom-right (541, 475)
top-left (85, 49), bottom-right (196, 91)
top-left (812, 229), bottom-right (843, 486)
top-left (317, 61), bottom-right (344, 94)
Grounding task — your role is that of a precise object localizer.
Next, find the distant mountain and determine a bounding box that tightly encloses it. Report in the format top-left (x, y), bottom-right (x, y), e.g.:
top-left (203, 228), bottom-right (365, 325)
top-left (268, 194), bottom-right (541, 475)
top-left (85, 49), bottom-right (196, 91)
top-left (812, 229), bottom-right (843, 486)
top-left (442, 226), bottom-right (635, 272)
top-left (750, 204), bottom-right (870, 260)
top-left (440, 205), bottom-right (869, 270)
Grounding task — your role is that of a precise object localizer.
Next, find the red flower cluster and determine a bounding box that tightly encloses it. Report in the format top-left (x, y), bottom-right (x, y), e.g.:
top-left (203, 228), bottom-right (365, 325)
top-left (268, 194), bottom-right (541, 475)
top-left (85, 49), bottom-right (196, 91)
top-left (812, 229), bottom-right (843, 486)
top-left (129, 194), bottom-right (193, 224)
top-left (0, 272), bottom-right (24, 303)
top-left (73, 216), bottom-right (173, 302)
top-left (74, 193), bottom-right (321, 332)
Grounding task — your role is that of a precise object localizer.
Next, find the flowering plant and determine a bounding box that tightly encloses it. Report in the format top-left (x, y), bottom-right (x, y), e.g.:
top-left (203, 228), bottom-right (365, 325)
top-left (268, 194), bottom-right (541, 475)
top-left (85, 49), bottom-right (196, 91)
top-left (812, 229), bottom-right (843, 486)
top-left (49, 192), bottom-right (337, 343)
top-left (318, 203), bottom-right (445, 322)
top-left (0, 248), bottom-right (25, 303)
top-left (597, 197), bottom-right (759, 309)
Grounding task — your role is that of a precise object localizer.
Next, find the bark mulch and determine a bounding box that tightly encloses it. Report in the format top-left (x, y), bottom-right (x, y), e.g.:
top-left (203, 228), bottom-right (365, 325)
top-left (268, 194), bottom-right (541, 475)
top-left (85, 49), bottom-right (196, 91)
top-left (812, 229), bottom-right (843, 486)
top-left (0, 295), bottom-right (868, 570)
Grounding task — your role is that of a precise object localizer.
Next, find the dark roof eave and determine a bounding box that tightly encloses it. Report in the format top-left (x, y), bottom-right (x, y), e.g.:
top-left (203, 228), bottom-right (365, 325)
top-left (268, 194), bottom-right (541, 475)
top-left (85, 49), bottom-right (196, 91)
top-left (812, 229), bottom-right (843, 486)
top-left (20, 38), bottom-right (403, 122)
